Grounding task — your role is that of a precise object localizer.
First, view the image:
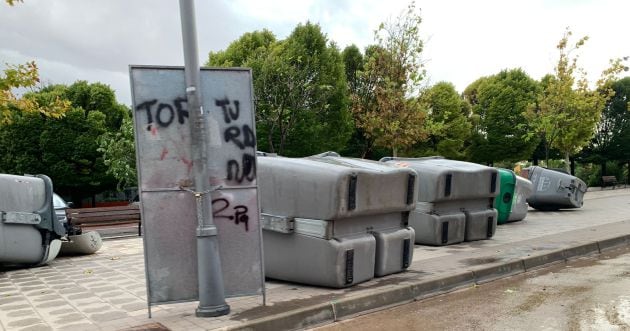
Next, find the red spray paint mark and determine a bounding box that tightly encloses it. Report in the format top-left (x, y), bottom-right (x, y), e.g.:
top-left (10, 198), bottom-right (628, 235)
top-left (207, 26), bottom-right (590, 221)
top-left (160, 147), bottom-right (169, 160)
top-left (209, 177), bottom-right (223, 187)
top-left (181, 157), bottom-right (193, 173)
top-left (151, 125), bottom-right (158, 136)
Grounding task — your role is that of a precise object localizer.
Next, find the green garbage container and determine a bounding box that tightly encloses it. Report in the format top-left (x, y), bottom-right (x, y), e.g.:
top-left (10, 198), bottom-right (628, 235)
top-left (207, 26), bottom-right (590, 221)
top-left (494, 168), bottom-right (516, 224)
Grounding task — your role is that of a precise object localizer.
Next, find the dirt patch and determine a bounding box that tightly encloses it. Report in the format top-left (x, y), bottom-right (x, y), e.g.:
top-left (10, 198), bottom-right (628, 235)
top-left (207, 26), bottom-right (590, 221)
top-left (515, 290), bottom-right (549, 312)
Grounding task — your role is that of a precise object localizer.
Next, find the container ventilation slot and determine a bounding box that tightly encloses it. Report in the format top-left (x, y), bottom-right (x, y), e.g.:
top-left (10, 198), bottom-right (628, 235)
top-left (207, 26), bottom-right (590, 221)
top-left (441, 221), bottom-right (449, 244)
top-left (402, 238), bottom-right (411, 268)
top-left (487, 217), bottom-right (494, 238)
top-left (445, 174), bottom-right (452, 197)
top-left (345, 249), bottom-right (354, 284)
top-left (348, 175), bottom-right (357, 210)
top-left (406, 173), bottom-right (416, 205)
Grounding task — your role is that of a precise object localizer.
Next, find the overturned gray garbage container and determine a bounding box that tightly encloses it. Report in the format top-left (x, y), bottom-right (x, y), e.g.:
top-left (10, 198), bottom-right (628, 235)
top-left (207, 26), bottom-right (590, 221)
top-left (0, 174), bottom-right (65, 266)
top-left (258, 154), bottom-right (417, 288)
top-left (381, 157), bottom-right (499, 245)
top-left (522, 166), bottom-right (587, 210)
top-left (507, 175), bottom-right (533, 222)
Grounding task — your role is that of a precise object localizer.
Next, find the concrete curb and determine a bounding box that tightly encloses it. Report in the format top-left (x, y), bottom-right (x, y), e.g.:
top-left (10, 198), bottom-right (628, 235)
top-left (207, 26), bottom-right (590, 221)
top-left (225, 235), bottom-right (630, 331)
top-left (471, 260), bottom-right (525, 284)
top-left (522, 248), bottom-right (566, 270)
top-left (597, 234), bottom-right (629, 251)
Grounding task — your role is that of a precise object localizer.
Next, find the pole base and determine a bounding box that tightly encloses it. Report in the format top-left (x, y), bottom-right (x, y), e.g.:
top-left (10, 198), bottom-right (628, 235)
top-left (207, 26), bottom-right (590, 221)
top-left (195, 303), bottom-right (230, 318)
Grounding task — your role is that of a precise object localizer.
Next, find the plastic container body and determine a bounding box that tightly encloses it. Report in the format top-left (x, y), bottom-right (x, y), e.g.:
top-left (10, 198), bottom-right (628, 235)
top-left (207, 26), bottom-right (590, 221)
top-left (408, 210), bottom-right (466, 245)
top-left (258, 156), bottom-right (417, 220)
top-left (0, 174), bottom-right (65, 266)
top-left (258, 155), bottom-right (417, 286)
top-left (382, 157), bottom-right (499, 202)
top-left (494, 169), bottom-right (516, 224)
top-left (523, 166), bottom-right (587, 210)
top-left (508, 176), bottom-right (533, 222)
top-left (263, 231), bottom-right (376, 288)
top-left (382, 157), bottom-right (499, 245)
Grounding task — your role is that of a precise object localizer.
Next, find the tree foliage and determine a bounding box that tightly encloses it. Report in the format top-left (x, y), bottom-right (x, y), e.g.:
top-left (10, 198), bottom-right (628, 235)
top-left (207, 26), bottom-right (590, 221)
top-left (351, 2), bottom-right (428, 156)
top-left (467, 69), bottom-right (540, 164)
top-left (208, 29), bottom-right (276, 68)
top-left (414, 82), bottom-right (471, 159)
top-left (0, 81), bottom-right (127, 204)
top-left (207, 24), bottom-right (352, 156)
top-left (1, 61), bottom-right (70, 125)
top-left (98, 115), bottom-right (136, 189)
top-left (527, 28), bottom-right (628, 171)
top-left (582, 77), bottom-right (630, 163)
top-left (339, 44), bottom-right (376, 158)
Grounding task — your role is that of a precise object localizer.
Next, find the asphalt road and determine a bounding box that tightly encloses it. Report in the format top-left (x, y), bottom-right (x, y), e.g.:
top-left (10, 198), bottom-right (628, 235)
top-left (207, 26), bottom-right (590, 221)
top-left (314, 246), bottom-right (630, 331)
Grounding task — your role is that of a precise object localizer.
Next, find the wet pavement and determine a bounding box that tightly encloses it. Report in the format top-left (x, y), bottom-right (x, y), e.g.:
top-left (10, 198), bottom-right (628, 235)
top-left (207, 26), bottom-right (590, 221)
top-left (315, 245), bottom-right (630, 331)
top-left (0, 188), bottom-right (629, 330)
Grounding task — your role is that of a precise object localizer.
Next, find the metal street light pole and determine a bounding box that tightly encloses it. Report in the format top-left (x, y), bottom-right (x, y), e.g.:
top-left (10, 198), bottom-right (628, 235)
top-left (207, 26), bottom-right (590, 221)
top-left (178, 0), bottom-right (230, 318)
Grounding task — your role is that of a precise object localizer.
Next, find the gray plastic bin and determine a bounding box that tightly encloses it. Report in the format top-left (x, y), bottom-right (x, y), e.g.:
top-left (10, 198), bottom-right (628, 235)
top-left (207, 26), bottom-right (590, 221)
top-left (259, 156), bottom-right (417, 220)
top-left (373, 227), bottom-right (414, 277)
top-left (508, 175), bottom-right (533, 222)
top-left (0, 174), bottom-right (65, 265)
top-left (258, 155), bottom-right (417, 287)
top-left (523, 166), bottom-right (587, 210)
top-left (263, 231), bottom-right (376, 288)
top-left (382, 157), bottom-right (499, 245)
top-left (382, 157), bottom-right (499, 202)
top-left (464, 209), bottom-right (497, 241)
top-left (408, 210), bottom-right (466, 245)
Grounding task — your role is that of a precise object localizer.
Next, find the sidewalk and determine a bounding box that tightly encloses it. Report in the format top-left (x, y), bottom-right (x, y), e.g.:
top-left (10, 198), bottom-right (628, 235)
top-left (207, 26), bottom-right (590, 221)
top-left (1, 189), bottom-right (629, 331)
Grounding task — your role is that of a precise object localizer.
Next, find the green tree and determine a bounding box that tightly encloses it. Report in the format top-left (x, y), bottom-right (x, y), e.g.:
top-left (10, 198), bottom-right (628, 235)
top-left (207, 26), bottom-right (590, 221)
top-left (605, 77), bottom-right (630, 162)
top-left (340, 44), bottom-right (381, 158)
top-left (527, 28), bottom-right (628, 172)
top-left (1, 62), bottom-right (70, 125)
top-left (414, 82), bottom-right (471, 159)
top-left (2, 0), bottom-right (70, 124)
top-left (208, 29), bottom-right (276, 68)
top-left (467, 69), bottom-right (540, 164)
top-left (0, 82), bottom-right (127, 205)
top-left (351, 2), bottom-right (428, 156)
top-left (207, 24), bottom-right (352, 156)
top-left (342, 45), bottom-right (364, 93)
top-left (64, 80), bottom-right (127, 130)
top-left (98, 115), bottom-right (136, 189)
top-left (581, 77), bottom-right (630, 175)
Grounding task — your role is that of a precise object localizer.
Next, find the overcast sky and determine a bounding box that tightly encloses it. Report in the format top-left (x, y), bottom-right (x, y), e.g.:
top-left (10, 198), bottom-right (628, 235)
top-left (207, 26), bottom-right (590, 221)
top-left (2, 0), bottom-right (628, 106)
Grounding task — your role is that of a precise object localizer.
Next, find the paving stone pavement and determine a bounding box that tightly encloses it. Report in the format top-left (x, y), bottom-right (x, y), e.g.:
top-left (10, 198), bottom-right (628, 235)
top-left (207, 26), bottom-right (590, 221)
top-left (1, 188), bottom-right (629, 331)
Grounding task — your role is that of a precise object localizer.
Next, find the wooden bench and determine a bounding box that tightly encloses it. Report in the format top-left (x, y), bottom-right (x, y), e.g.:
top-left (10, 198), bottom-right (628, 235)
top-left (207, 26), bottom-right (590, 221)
top-left (66, 205), bottom-right (141, 236)
top-left (601, 175), bottom-right (617, 189)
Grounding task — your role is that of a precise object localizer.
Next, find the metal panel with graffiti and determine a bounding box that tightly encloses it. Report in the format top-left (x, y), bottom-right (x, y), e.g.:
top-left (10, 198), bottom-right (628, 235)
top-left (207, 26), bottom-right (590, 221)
top-left (130, 66), bottom-right (264, 305)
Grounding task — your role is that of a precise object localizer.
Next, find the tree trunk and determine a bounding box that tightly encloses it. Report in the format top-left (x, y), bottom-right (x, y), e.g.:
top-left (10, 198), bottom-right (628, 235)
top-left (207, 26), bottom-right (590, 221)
top-left (533, 156), bottom-right (539, 165)
top-left (563, 151), bottom-right (570, 173)
top-left (267, 132), bottom-right (275, 154)
top-left (570, 157), bottom-right (576, 176)
top-left (601, 160), bottom-right (607, 177)
top-left (392, 146), bottom-right (398, 157)
top-left (545, 145), bottom-right (550, 168)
